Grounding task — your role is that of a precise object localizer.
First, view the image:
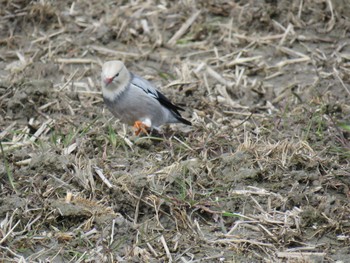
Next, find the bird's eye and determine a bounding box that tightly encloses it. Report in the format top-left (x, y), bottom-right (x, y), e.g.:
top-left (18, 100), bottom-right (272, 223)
top-left (114, 73), bottom-right (119, 78)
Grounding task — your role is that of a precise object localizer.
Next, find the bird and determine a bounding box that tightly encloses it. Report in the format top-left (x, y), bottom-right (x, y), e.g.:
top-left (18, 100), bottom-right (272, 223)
top-left (101, 60), bottom-right (191, 135)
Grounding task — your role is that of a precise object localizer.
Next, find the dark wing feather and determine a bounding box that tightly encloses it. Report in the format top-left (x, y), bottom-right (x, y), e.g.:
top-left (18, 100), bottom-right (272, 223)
top-left (156, 90), bottom-right (191, 125)
top-left (156, 90), bottom-right (184, 115)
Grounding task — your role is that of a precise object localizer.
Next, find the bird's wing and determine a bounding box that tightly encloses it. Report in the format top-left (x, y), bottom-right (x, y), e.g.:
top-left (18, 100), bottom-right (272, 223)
top-left (130, 74), bottom-right (184, 115)
top-left (130, 73), bottom-right (158, 99)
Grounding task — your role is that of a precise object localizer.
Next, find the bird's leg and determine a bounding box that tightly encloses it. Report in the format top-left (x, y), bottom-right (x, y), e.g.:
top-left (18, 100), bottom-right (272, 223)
top-left (133, 120), bottom-right (149, 136)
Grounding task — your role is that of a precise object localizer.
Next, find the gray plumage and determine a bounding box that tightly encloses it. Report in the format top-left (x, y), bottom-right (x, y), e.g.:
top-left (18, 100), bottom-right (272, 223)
top-left (101, 60), bottom-right (191, 130)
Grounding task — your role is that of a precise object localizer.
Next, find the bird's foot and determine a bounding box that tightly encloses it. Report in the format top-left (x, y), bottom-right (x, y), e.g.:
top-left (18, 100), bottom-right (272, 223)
top-left (133, 121), bottom-right (150, 136)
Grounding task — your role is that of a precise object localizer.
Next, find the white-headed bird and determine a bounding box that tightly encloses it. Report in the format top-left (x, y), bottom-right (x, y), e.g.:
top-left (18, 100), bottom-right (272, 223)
top-left (101, 60), bottom-right (191, 135)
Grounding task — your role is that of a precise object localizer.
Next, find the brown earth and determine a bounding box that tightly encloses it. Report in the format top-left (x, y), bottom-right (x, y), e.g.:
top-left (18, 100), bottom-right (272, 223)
top-left (1, 0), bottom-right (350, 262)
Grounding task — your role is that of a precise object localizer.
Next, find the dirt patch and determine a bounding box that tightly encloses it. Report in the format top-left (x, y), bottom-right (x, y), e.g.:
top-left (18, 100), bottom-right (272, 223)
top-left (1, 0), bottom-right (350, 262)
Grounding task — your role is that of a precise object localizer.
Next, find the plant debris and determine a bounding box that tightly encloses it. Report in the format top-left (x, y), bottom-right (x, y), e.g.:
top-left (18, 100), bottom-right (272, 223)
top-left (1, 0), bottom-right (350, 262)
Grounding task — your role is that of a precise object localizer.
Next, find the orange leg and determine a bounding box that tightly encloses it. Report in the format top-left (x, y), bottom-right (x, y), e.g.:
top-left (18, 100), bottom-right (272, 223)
top-left (133, 121), bottom-right (150, 136)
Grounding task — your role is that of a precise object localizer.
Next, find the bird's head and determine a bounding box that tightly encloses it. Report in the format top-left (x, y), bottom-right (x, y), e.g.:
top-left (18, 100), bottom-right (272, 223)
top-left (101, 60), bottom-right (129, 90)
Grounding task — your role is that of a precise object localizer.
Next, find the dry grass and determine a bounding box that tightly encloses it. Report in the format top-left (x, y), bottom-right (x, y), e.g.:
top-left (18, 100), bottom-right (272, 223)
top-left (1, 0), bottom-right (350, 262)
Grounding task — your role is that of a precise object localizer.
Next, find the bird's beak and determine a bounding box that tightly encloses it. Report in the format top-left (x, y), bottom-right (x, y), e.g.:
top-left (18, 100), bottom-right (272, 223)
top-left (104, 77), bottom-right (113, 85)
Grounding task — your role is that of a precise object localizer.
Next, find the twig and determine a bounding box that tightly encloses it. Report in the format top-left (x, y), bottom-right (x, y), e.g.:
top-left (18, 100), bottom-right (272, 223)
top-left (29, 119), bottom-right (54, 143)
top-left (56, 58), bottom-right (100, 64)
top-left (31, 28), bottom-right (65, 44)
top-left (93, 166), bottom-right (113, 188)
top-left (89, 45), bottom-right (140, 57)
top-left (210, 238), bottom-right (274, 247)
top-left (134, 187), bottom-right (144, 225)
top-left (277, 251), bottom-right (326, 259)
top-left (0, 220), bottom-right (21, 245)
top-left (168, 10), bottom-right (201, 45)
top-left (58, 68), bottom-right (79, 91)
top-left (333, 67), bottom-right (350, 96)
top-left (173, 136), bottom-right (193, 151)
top-left (226, 55), bottom-right (262, 67)
top-left (206, 66), bottom-right (234, 87)
top-left (160, 235), bottom-right (173, 262)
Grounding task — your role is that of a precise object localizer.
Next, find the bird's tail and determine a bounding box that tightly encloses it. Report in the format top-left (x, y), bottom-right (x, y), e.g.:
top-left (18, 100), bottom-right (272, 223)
top-left (176, 115), bottom-right (192, 126)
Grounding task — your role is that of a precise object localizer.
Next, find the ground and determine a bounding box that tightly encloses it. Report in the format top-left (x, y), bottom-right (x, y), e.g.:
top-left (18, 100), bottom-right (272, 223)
top-left (1, 0), bottom-right (350, 262)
